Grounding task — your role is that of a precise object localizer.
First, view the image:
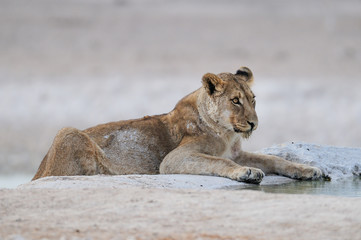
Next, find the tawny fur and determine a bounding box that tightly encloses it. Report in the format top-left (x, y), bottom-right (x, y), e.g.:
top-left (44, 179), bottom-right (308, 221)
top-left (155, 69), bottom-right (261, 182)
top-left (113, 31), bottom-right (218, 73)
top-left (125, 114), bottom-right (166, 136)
top-left (33, 67), bottom-right (322, 183)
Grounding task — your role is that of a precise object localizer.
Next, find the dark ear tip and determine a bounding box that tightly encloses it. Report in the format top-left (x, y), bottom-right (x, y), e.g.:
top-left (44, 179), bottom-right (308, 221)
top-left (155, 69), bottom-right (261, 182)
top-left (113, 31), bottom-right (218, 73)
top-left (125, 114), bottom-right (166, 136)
top-left (235, 70), bottom-right (248, 76)
top-left (236, 69), bottom-right (249, 77)
top-left (235, 66), bottom-right (252, 78)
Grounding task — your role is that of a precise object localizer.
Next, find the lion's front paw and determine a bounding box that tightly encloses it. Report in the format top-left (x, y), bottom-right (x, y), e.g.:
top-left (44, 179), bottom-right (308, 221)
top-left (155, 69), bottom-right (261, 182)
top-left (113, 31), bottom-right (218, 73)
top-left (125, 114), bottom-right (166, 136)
top-left (290, 165), bottom-right (323, 180)
top-left (230, 167), bottom-right (265, 184)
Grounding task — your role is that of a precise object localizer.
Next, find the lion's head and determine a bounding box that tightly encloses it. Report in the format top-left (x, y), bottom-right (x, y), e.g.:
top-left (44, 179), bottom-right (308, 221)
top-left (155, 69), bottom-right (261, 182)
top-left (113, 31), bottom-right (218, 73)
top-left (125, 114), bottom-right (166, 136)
top-left (201, 67), bottom-right (258, 138)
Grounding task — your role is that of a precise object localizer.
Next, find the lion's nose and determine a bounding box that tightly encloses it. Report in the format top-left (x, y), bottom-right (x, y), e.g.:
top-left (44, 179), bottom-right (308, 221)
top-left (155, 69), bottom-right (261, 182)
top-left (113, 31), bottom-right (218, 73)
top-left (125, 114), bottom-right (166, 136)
top-left (247, 121), bottom-right (257, 131)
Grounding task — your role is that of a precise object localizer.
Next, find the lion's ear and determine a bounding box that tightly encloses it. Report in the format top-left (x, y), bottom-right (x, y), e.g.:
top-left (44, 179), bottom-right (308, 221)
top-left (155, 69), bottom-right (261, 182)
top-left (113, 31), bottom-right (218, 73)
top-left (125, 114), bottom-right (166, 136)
top-left (235, 66), bottom-right (254, 87)
top-left (202, 73), bottom-right (225, 96)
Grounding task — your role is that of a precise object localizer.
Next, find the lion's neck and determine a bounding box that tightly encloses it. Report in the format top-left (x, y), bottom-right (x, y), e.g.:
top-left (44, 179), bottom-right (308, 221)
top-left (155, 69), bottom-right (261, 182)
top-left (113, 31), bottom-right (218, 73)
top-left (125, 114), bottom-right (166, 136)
top-left (196, 90), bottom-right (234, 138)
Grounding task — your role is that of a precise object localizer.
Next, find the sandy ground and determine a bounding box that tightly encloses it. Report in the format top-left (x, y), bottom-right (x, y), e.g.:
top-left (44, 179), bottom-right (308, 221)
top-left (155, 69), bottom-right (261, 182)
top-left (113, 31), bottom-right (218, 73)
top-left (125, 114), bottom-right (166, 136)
top-left (0, 1), bottom-right (361, 182)
top-left (1, 177), bottom-right (360, 240)
top-left (1, 143), bottom-right (360, 239)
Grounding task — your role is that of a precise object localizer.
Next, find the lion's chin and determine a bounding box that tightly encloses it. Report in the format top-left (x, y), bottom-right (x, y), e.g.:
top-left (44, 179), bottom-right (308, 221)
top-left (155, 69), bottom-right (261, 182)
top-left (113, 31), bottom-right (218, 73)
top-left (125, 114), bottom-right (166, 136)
top-left (233, 127), bottom-right (252, 139)
top-left (241, 131), bottom-right (252, 139)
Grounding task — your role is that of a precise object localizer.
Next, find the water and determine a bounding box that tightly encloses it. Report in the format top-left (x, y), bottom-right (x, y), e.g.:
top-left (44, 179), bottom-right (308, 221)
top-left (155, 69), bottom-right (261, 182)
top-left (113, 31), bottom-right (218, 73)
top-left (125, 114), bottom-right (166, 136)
top-left (240, 177), bottom-right (361, 198)
top-left (0, 175), bottom-right (33, 189)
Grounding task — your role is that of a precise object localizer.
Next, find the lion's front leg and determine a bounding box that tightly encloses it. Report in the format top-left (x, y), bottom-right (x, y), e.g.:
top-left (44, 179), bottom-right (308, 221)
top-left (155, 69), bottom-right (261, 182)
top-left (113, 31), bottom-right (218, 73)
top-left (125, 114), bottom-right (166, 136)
top-left (234, 152), bottom-right (322, 180)
top-left (160, 148), bottom-right (265, 184)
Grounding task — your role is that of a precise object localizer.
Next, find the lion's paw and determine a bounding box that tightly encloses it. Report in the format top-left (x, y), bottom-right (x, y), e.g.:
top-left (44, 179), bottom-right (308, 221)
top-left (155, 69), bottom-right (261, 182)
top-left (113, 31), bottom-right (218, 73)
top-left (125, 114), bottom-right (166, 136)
top-left (230, 167), bottom-right (265, 184)
top-left (290, 165), bottom-right (323, 180)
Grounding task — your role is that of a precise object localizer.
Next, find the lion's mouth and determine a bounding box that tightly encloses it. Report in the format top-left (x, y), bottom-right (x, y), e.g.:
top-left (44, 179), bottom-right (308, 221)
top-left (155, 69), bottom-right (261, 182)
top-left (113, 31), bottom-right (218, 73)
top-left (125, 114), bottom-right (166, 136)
top-left (233, 127), bottom-right (251, 133)
top-left (233, 127), bottom-right (253, 139)
top-left (233, 127), bottom-right (242, 133)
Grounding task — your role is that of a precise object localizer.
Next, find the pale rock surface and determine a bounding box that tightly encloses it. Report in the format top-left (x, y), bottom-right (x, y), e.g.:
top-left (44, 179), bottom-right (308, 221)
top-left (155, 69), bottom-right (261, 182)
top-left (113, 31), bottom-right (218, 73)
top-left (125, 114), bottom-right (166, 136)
top-left (19, 142), bottom-right (361, 191)
top-left (19, 174), bottom-right (294, 190)
top-left (258, 142), bottom-right (361, 180)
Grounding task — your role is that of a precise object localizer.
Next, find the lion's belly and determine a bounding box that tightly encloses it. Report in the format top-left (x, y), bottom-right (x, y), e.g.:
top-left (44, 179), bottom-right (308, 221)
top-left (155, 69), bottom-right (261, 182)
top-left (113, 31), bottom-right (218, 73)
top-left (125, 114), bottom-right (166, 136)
top-left (102, 128), bottom-right (170, 174)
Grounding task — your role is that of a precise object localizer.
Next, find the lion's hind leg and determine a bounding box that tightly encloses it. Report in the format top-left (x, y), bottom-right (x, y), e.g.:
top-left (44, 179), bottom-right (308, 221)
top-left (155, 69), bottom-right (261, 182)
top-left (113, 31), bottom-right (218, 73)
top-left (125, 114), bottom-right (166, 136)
top-left (32, 127), bottom-right (110, 180)
top-left (32, 152), bottom-right (49, 180)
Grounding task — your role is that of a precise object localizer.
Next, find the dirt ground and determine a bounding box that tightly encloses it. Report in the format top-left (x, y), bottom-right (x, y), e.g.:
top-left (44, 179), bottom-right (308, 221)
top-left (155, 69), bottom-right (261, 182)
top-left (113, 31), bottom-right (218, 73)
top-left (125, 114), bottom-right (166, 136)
top-left (0, 186), bottom-right (360, 240)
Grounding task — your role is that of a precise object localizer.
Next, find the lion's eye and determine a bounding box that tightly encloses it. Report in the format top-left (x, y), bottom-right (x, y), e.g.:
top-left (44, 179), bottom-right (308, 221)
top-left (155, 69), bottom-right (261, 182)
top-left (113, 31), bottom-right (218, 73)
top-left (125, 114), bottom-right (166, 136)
top-left (232, 98), bottom-right (241, 105)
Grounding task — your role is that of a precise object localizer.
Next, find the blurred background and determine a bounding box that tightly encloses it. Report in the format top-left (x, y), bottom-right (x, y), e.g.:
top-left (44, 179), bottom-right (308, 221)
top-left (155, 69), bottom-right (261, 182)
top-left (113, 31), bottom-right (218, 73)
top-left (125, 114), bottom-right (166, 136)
top-left (1, 0), bottom-right (360, 187)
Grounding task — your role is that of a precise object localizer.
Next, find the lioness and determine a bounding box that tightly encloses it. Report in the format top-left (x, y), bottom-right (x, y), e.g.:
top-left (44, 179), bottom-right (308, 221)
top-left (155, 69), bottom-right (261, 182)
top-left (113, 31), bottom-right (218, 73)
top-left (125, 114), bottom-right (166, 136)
top-left (33, 67), bottom-right (322, 183)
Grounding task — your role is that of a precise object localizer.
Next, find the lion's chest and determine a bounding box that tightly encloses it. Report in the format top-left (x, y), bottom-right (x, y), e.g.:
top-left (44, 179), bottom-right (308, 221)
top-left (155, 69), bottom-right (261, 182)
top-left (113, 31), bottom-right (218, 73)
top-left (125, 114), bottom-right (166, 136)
top-left (220, 134), bottom-right (242, 160)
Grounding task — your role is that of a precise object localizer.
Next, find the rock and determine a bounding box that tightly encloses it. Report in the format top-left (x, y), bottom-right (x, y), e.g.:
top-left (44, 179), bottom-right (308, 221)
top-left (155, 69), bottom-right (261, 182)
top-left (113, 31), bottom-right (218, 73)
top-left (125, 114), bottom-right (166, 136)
top-left (258, 142), bottom-right (361, 180)
top-left (19, 174), bottom-right (294, 190)
top-left (18, 142), bottom-right (360, 191)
